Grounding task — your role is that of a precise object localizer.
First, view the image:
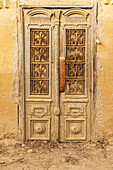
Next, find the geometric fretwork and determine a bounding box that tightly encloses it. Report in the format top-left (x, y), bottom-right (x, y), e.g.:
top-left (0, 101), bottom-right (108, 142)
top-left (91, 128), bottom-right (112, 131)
top-left (30, 29), bottom-right (49, 95)
top-left (65, 29), bottom-right (85, 95)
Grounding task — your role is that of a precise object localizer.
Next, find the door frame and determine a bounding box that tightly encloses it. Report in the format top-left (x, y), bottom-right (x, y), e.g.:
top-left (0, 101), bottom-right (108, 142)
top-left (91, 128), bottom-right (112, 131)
top-left (17, 2), bottom-right (97, 142)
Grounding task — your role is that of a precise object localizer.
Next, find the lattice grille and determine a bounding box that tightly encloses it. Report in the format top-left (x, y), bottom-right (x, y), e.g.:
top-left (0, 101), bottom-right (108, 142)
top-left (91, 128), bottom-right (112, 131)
top-left (65, 29), bottom-right (85, 95)
top-left (30, 29), bottom-right (49, 95)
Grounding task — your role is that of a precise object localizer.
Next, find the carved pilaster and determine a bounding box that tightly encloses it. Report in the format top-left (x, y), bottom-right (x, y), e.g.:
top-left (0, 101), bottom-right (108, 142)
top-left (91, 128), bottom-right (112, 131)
top-left (54, 10), bottom-right (61, 141)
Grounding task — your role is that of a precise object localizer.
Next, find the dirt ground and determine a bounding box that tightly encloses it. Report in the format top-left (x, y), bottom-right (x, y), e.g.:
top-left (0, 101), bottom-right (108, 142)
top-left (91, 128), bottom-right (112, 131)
top-left (0, 137), bottom-right (113, 170)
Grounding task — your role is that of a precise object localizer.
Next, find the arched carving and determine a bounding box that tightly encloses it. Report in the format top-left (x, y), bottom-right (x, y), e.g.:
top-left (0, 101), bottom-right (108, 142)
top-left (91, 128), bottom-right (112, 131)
top-left (27, 8), bottom-right (52, 18)
top-left (63, 8), bottom-right (89, 18)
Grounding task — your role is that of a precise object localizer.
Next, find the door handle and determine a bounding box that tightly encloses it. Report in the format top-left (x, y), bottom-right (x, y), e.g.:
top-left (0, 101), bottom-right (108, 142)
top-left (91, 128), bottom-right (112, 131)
top-left (59, 57), bottom-right (65, 92)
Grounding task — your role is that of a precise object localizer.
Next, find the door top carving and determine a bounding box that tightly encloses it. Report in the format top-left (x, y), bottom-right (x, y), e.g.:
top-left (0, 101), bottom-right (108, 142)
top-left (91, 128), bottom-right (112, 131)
top-left (27, 8), bottom-right (52, 18)
top-left (19, 0), bottom-right (94, 7)
top-left (63, 8), bottom-right (89, 17)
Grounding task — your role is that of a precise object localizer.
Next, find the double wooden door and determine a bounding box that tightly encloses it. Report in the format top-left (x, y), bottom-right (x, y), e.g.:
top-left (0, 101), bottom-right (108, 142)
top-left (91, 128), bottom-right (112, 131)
top-left (24, 7), bottom-right (92, 141)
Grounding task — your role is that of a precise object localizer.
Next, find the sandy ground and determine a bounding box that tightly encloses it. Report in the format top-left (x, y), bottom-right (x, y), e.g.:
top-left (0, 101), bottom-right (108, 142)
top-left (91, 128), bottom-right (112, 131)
top-left (0, 137), bottom-right (113, 170)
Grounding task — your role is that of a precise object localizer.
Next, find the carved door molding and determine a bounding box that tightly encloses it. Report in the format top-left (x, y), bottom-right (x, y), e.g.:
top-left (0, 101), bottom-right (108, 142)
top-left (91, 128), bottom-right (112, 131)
top-left (18, 4), bottom-right (97, 142)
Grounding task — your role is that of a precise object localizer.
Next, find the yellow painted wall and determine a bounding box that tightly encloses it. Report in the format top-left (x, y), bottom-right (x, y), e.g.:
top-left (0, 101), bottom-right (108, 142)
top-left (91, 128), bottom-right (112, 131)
top-left (96, 0), bottom-right (113, 139)
top-left (0, 0), bottom-right (113, 140)
top-left (0, 1), bottom-right (17, 138)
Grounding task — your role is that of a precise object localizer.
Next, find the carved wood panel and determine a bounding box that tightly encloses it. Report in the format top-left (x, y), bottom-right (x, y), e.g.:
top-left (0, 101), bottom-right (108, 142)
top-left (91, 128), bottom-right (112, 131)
top-left (30, 118), bottom-right (50, 140)
top-left (23, 7), bottom-right (93, 142)
top-left (65, 29), bottom-right (85, 95)
top-left (30, 29), bottom-right (49, 95)
top-left (65, 118), bottom-right (86, 140)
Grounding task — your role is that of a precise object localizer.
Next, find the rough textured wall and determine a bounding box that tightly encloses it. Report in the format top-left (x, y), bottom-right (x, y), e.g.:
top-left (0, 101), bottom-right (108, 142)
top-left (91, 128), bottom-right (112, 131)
top-left (0, 0), bottom-right (17, 138)
top-left (96, 0), bottom-right (113, 139)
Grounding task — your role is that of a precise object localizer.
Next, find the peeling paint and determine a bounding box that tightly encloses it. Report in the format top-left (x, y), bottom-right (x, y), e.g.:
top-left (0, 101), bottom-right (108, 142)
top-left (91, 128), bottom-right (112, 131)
top-left (96, 84), bottom-right (104, 139)
top-left (97, 55), bottom-right (103, 76)
top-left (12, 27), bottom-right (19, 104)
top-left (97, 0), bottom-right (103, 39)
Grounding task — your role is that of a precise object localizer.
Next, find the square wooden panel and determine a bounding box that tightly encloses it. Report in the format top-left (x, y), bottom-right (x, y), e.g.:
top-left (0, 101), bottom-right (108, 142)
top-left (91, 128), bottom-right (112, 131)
top-left (29, 118), bottom-right (50, 140)
top-left (65, 118), bottom-right (86, 140)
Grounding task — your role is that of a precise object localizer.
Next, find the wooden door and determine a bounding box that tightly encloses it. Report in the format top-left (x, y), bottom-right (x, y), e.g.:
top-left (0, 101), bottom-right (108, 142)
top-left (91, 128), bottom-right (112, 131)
top-left (23, 7), bottom-right (93, 141)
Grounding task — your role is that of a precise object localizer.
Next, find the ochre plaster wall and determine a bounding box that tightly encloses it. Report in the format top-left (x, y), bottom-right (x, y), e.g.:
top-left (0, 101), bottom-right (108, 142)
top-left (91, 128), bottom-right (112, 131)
top-left (0, 0), bottom-right (17, 138)
top-left (0, 0), bottom-right (113, 140)
top-left (96, 0), bottom-right (113, 139)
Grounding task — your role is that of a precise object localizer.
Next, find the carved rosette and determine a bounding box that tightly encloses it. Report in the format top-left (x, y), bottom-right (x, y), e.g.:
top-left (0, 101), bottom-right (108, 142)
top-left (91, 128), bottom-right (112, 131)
top-left (35, 124), bottom-right (46, 134)
top-left (70, 124), bottom-right (81, 135)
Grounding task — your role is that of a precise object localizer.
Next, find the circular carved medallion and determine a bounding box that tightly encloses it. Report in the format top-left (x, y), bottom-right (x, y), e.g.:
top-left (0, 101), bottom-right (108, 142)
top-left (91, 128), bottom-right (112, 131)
top-left (35, 124), bottom-right (46, 134)
top-left (70, 124), bottom-right (81, 135)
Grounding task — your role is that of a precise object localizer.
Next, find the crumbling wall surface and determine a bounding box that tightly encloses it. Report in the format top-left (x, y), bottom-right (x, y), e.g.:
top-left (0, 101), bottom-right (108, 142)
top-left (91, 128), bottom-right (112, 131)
top-left (96, 0), bottom-right (113, 140)
top-left (0, 0), bottom-right (17, 138)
